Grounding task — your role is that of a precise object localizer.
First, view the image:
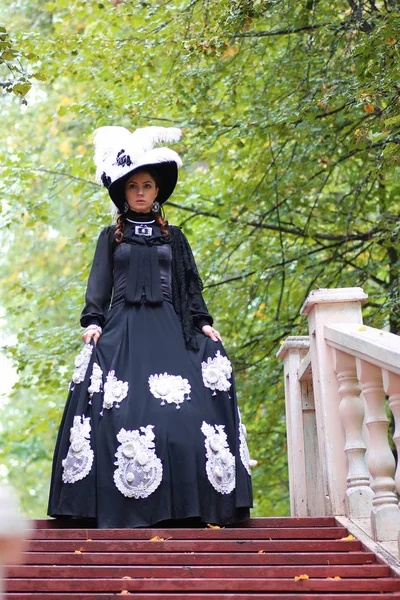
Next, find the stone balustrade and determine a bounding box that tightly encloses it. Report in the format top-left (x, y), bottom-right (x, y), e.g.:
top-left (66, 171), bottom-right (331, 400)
top-left (277, 287), bottom-right (400, 550)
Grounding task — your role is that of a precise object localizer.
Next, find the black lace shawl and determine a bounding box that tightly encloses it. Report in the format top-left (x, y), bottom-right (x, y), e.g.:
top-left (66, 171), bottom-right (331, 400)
top-left (80, 224), bottom-right (213, 351)
top-left (169, 225), bottom-right (213, 350)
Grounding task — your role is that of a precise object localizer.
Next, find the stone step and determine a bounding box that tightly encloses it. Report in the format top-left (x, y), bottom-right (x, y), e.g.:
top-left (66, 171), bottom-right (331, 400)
top-left (5, 577), bottom-right (400, 593)
top-left (22, 539), bottom-right (363, 553)
top-left (27, 526), bottom-right (349, 540)
top-left (6, 594), bottom-right (400, 600)
top-left (33, 517), bottom-right (338, 529)
top-left (7, 564), bottom-right (390, 579)
top-left (20, 550), bottom-right (377, 566)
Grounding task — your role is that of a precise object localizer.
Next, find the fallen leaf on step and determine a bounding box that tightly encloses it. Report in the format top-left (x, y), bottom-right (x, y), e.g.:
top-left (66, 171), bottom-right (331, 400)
top-left (122, 576), bottom-right (132, 580)
top-left (327, 576), bottom-right (341, 580)
top-left (74, 550), bottom-right (82, 554)
top-left (294, 574), bottom-right (309, 581)
top-left (86, 538), bottom-right (92, 541)
top-left (207, 523), bottom-right (220, 529)
top-left (340, 534), bottom-right (356, 541)
top-left (149, 535), bottom-right (164, 541)
top-left (120, 591), bottom-right (130, 595)
top-left (358, 326), bottom-right (367, 331)
top-left (257, 550), bottom-right (264, 554)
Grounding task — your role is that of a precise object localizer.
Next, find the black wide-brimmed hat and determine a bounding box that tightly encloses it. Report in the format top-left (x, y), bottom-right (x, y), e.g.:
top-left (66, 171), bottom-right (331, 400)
top-left (93, 126), bottom-right (182, 213)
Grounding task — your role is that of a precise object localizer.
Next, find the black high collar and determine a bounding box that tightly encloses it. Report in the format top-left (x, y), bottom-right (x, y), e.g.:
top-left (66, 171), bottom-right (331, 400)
top-left (125, 210), bottom-right (155, 223)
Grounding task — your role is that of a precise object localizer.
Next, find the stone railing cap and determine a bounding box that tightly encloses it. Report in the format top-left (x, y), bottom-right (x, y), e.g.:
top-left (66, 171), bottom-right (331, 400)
top-left (301, 287), bottom-right (368, 316)
top-left (276, 335), bottom-right (310, 359)
top-left (0, 486), bottom-right (26, 537)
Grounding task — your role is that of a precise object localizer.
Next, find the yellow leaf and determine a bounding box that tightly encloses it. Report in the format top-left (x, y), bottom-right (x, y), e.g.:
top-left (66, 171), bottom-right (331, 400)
top-left (59, 140), bottom-right (72, 157)
top-left (221, 46), bottom-right (238, 60)
top-left (357, 326), bottom-right (366, 331)
top-left (74, 550), bottom-right (82, 554)
top-left (387, 37), bottom-right (396, 45)
top-left (327, 576), bottom-right (342, 580)
top-left (120, 592), bottom-right (130, 595)
top-left (294, 574), bottom-right (309, 581)
top-left (364, 103), bottom-right (375, 113)
top-left (340, 534), bottom-right (356, 541)
top-left (207, 523), bottom-right (221, 529)
top-left (258, 550), bottom-right (264, 554)
top-left (149, 535), bottom-right (164, 541)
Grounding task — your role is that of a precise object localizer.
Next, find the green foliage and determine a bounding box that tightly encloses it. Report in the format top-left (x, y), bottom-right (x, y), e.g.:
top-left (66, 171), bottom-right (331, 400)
top-left (0, 22), bottom-right (43, 97)
top-left (0, 0), bottom-right (400, 518)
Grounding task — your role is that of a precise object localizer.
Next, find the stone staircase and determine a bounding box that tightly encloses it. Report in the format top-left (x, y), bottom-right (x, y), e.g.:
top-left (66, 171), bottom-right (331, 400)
top-left (4, 517), bottom-right (400, 599)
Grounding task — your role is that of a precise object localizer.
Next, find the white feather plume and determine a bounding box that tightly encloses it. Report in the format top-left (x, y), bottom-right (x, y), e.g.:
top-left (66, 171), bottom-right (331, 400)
top-left (93, 125), bottom-right (182, 185)
top-left (131, 127), bottom-right (182, 153)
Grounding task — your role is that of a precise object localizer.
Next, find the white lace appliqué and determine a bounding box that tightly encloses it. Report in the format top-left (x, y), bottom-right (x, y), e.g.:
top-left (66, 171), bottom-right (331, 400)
top-left (70, 344), bottom-right (93, 388)
top-left (102, 370), bottom-right (129, 412)
top-left (113, 425), bottom-right (163, 499)
top-left (88, 362), bottom-right (103, 403)
top-left (238, 409), bottom-right (252, 476)
top-left (201, 422), bottom-right (236, 495)
top-left (148, 373), bottom-right (191, 409)
top-left (62, 415), bottom-right (94, 484)
top-left (201, 351), bottom-right (232, 395)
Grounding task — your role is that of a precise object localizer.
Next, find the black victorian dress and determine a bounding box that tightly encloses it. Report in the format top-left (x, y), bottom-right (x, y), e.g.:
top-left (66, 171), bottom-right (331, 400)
top-left (48, 212), bottom-right (253, 528)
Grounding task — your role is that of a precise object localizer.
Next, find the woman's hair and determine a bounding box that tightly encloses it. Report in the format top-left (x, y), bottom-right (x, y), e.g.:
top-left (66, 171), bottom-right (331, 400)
top-left (114, 168), bottom-right (169, 243)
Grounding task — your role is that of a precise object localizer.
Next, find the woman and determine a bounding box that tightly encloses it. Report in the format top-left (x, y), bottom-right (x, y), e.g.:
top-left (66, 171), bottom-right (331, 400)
top-left (48, 125), bottom-right (253, 528)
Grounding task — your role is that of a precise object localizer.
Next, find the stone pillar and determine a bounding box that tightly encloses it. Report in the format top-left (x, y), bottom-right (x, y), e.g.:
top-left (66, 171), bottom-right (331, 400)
top-left (277, 336), bottom-right (324, 516)
top-left (301, 287), bottom-right (367, 516)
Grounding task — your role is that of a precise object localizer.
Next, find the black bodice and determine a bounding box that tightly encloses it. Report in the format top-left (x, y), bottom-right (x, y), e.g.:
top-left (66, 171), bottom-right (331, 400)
top-left (113, 221), bottom-right (172, 306)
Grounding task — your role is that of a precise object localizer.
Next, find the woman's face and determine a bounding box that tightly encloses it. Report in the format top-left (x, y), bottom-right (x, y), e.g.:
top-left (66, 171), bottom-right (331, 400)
top-left (125, 171), bottom-right (159, 213)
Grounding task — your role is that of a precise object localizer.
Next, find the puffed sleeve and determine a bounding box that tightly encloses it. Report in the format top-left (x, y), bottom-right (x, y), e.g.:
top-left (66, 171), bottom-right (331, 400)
top-left (80, 226), bottom-right (115, 328)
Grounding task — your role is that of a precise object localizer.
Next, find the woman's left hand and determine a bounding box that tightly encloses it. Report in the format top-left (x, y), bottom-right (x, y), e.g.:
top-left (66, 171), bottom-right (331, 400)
top-left (202, 325), bottom-right (222, 342)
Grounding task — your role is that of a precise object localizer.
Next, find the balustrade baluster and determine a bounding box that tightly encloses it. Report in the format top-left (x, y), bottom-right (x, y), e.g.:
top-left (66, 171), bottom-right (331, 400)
top-left (356, 360), bottom-right (400, 541)
top-left (333, 350), bottom-right (373, 518)
top-left (382, 370), bottom-right (400, 499)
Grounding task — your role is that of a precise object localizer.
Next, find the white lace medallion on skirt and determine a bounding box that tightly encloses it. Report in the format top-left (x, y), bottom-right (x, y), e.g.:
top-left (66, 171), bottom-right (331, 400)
top-left (62, 415), bottom-right (94, 484)
top-left (88, 362), bottom-right (103, 401)
top-left (113, 425), bottom-right (163, 499)
top-left (201, 422), bottom-right (236, 495)
top-left (71, 344), bottom-right (93, 387)
top-left (201, 351), bottom-right (232, 395)
top-left (103, 370), bottom-right (129, 411)
top-left (238, 409), bottom-right (252, 476)
top-left (148, 372), bottom-right (191, 409)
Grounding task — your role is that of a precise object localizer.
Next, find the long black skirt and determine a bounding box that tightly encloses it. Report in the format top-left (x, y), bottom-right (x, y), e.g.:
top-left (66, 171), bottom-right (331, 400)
top-left (48, 300), bottom-right (253, 528)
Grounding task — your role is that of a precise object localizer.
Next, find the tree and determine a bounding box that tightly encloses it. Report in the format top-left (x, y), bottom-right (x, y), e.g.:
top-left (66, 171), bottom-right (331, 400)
top-left (0, 0), bottom-right (399, 517)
